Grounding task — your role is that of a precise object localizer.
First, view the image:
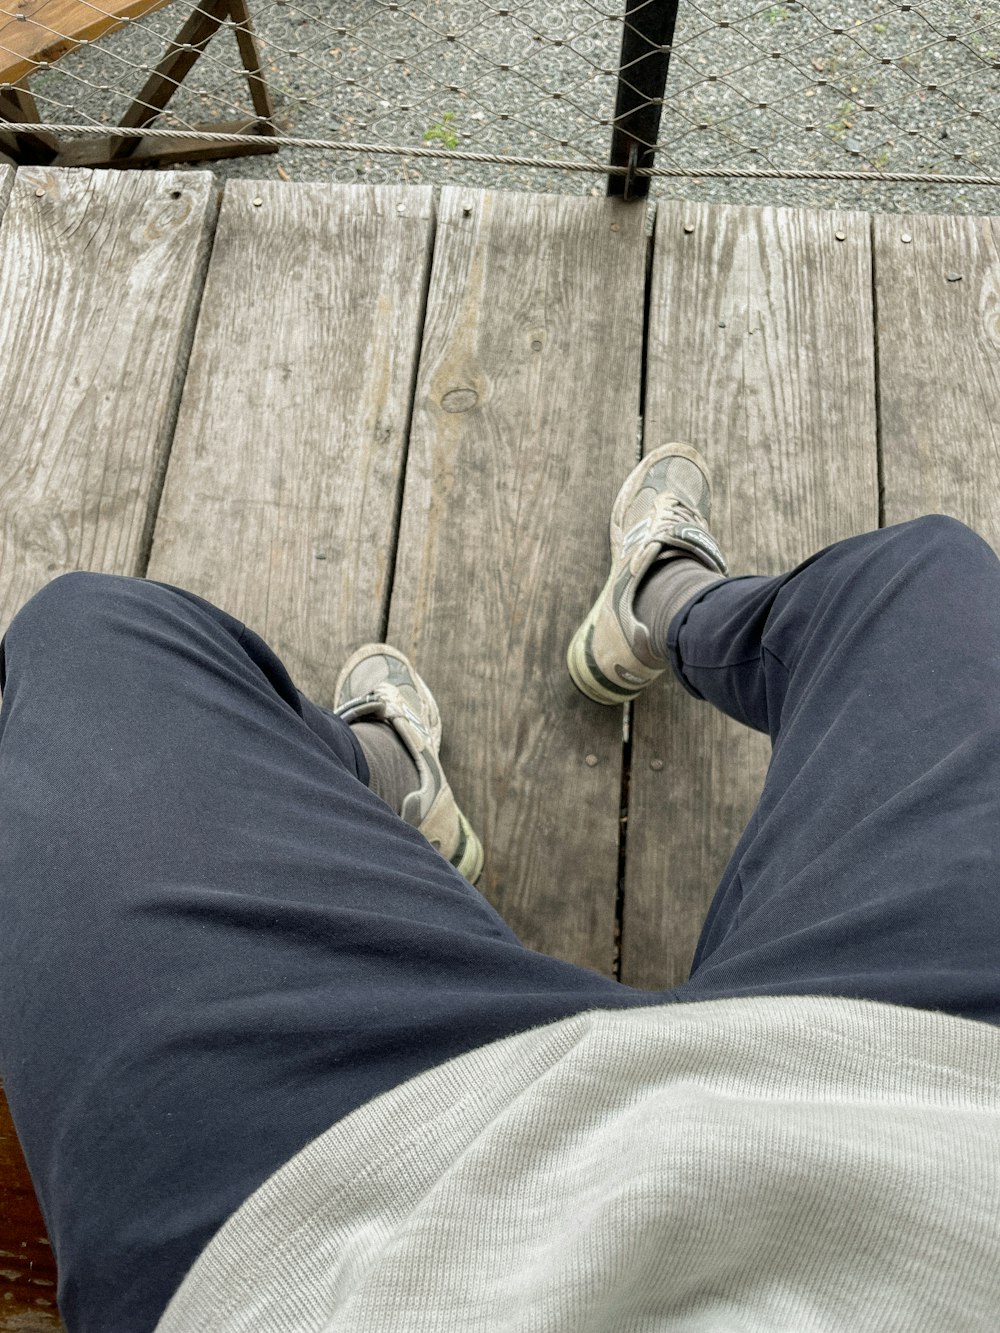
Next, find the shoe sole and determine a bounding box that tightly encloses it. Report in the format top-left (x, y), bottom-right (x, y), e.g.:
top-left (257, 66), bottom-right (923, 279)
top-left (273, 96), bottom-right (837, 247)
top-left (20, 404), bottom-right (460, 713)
top-left (454, 810), bottom-right (485, 885)
top-left (568, 443), bottom-right (712, 705)
top-left (566, 571), bottom-right (647, 705)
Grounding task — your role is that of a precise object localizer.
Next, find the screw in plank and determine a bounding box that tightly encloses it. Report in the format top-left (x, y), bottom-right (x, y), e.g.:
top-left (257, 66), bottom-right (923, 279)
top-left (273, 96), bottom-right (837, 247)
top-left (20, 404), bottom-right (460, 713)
top-left (835, 230), bottom-right (846, 241)
top-left (650, 759), bottom-right (664, 771)
top-left (585, 754), bottom-right (598, 767)
top-left (901, 232), bottom-right (913, 243)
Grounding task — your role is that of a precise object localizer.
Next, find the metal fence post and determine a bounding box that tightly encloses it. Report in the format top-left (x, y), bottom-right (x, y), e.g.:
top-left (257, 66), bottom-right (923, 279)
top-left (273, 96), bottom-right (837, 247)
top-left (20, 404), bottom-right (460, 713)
top-left (608, 0), bottom-right (680, 199)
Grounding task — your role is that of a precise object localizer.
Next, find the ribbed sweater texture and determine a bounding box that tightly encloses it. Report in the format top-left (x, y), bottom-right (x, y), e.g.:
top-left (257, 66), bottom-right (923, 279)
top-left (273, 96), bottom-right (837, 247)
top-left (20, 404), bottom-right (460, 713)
top-left (155, 995), bottom-right (1000, 1332)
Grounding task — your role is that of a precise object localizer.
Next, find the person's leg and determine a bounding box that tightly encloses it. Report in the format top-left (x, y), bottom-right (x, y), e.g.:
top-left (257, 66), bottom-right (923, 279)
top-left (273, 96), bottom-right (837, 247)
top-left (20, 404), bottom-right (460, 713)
top-left (662, 513), bottom-right (1000, 1026)
top-left (0, 572), bottom-right (650, 1333)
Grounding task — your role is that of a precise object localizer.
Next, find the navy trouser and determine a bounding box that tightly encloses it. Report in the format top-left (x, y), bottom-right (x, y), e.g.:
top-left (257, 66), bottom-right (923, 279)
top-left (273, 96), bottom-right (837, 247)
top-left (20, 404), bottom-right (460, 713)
top-left (1, 514), bottom-right (999, 1332)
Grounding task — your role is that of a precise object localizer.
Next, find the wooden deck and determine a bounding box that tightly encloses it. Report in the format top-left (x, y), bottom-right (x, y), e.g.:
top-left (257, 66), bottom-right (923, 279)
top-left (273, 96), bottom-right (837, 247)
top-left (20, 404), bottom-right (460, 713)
top-left (1, 164), bottom-right (999, 1326)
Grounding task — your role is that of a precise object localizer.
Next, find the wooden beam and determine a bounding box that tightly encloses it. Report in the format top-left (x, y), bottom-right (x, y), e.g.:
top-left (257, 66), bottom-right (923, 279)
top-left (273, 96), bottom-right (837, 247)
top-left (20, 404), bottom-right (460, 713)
top-left (0, 84), bottom-right (60, 161)
top-left (227, 0), bottom-right (275, 125)
top-left (51, 120), bottom-right (278, 169)
top-left (111, 0), bottom-right (233, 160)
top-left (0, 0), bottom-right (175, 87)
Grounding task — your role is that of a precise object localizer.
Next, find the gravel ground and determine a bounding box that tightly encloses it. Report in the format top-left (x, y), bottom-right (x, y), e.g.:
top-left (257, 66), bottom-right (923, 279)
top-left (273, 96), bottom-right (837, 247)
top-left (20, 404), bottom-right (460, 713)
top-left (20, 0), bottom-right (1000, 213)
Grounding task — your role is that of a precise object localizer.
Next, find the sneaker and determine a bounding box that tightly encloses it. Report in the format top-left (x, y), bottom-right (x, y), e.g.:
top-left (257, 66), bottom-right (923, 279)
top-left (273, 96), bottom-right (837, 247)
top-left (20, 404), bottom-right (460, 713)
top-left (567, 442), bottom-right (728, 705)
top-left (333, 644), bottom-right (485, 885)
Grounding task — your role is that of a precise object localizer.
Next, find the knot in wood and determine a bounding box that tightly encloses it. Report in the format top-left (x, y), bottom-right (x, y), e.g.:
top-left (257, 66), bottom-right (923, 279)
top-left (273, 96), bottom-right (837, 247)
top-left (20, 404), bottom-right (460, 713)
top-left (441, 388), bottom-right (478, 413)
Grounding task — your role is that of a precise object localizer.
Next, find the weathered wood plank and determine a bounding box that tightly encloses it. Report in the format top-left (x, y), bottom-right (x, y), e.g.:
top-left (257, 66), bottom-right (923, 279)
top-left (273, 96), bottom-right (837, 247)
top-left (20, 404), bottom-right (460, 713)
top-left (0, 166), bottom-right (216, 633)
top-left (623, 202), bottom-right (879, 991)
top-left (146, 182), bottom-right (435, 703)
top-left (875, 213), bottom-right (1000, 543)
top-left (0, 163), bottom-right (13, 213)
top-left (388, 189), bottom-right (646, 977)
top-left (0, 0), bottom-right (174, 86)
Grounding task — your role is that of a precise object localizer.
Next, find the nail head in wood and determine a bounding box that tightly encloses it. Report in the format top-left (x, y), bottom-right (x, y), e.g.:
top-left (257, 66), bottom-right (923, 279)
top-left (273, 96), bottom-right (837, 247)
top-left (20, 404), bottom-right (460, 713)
top-left (901, 232), bottom-right (913, 243)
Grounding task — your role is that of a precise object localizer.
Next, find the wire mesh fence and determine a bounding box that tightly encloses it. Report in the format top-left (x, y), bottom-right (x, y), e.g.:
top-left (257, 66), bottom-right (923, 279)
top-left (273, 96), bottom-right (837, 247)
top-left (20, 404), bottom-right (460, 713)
top-left (2, 0), bottom-right (1000, 210)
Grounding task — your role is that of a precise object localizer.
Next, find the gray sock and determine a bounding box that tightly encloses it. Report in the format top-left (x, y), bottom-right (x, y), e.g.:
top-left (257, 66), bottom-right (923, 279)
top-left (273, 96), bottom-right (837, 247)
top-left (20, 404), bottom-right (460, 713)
top-left (352, 720), bottom-right (420, 816)
top-left (633, 555), bottom-right (727, 661)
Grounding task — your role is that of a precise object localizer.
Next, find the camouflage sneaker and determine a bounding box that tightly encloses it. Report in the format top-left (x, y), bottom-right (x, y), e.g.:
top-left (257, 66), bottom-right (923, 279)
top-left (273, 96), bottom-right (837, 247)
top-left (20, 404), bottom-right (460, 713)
top-left (567, 442), bottom-right (728, 705)
top-left (333, 645), bottom-right (485, 885)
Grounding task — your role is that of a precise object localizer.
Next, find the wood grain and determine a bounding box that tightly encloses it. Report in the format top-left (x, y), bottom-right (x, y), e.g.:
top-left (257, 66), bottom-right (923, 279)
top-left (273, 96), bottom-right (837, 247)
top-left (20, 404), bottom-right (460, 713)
top-left (623, 201), bottom-right (880, 990)
top-left (146, 182), bottom-right (435, 702)
top-left (0, 166), bottom-right (216, 636)
top-left (0, 165), bottom-right (12, 214)
top-left (0, 0), bottom-right (175, 86)
top-left (388, 188), bottom-right (647, 976)
top-left (874, 213), bottom-right (1000, 545)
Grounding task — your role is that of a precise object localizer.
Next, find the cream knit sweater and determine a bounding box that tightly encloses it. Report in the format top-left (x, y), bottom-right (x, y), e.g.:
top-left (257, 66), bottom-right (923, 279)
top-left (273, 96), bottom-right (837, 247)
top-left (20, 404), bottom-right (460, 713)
top-left (155, 995), bottom-right (1000, 1332)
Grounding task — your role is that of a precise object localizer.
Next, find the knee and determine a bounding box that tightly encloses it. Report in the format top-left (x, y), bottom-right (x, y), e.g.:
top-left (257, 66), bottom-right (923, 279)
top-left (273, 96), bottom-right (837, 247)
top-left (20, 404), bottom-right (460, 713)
top-left (904, 514), bottom-right (994, 566)
top-left (872, 515), bottom-right (997, 599)
top-left (6, 571), bottom-right (138, 640)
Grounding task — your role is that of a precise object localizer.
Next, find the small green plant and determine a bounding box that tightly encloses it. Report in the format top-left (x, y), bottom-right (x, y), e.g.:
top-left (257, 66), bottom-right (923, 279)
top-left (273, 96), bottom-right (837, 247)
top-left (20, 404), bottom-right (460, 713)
top-left (826, 100), bottom-right (855, 139)
top-left (764, 4), bottom-right (788, 21)
top-left (873, 21), bottom-right (887, 33)
top-left (423, 111), bottom-right (459, 149)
